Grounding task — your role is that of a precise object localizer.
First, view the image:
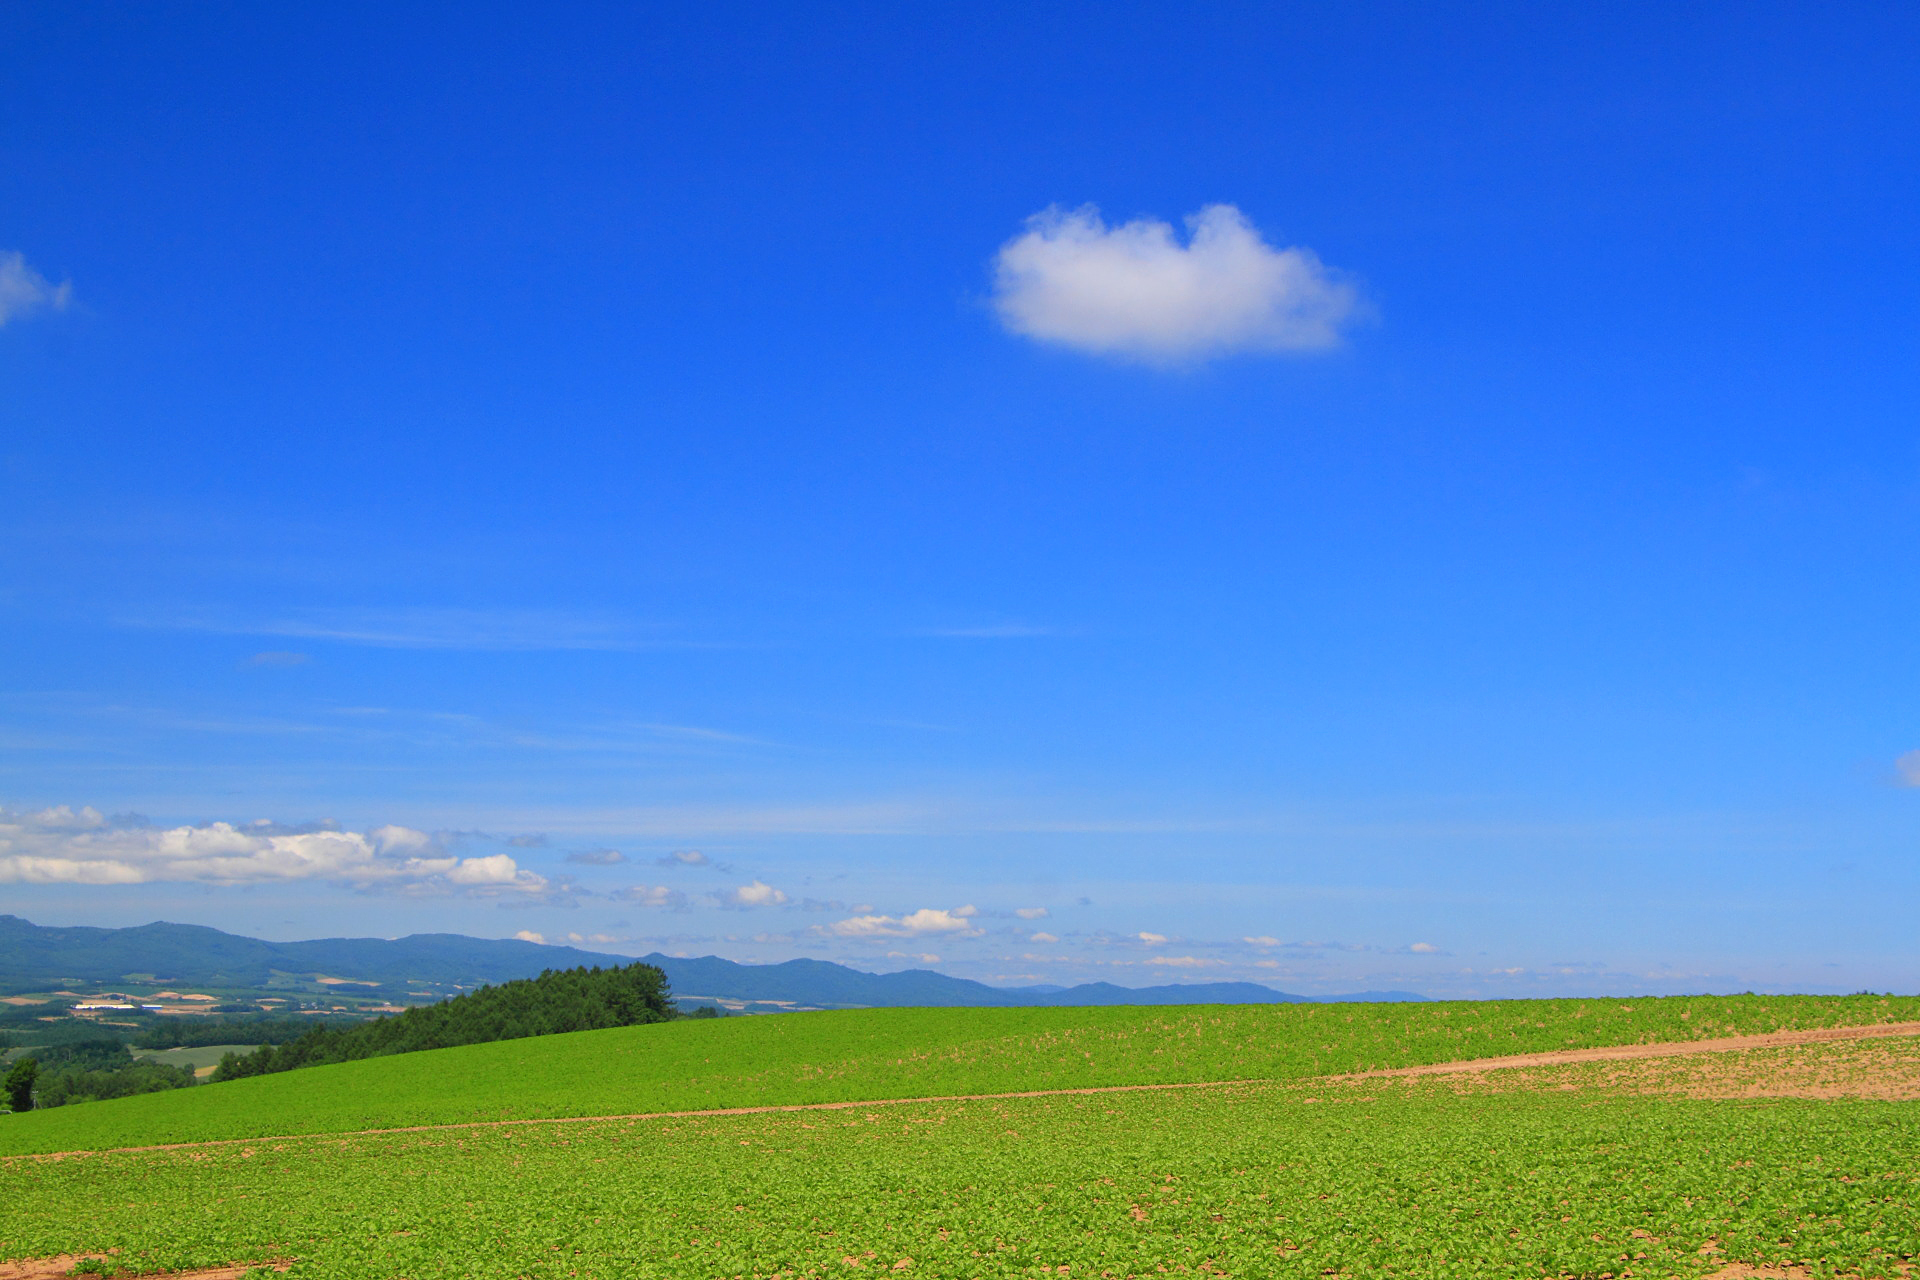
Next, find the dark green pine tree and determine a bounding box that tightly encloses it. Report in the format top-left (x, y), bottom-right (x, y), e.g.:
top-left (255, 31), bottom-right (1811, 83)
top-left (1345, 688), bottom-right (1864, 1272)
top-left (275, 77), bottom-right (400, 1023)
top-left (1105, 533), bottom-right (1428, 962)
top-left (3, 1057), bottom-right (39, 1113)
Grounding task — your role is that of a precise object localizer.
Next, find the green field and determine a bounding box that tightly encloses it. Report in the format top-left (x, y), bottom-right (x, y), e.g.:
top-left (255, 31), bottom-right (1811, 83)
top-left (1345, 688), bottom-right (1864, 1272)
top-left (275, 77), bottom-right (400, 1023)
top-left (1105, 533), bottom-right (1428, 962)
top-left (4, 995), bottom-right (1919, 1278)
top-left (3, 993), bottom-right (1915, 1157)
top-left (6, 1073), bottom-right (1919, 1278)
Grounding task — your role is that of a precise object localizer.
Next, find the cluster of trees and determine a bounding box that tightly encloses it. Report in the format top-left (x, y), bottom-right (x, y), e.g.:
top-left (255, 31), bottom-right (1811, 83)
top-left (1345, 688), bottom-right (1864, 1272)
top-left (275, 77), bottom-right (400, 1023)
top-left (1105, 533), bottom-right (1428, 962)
top-left (133, 1016), bottom-right (326, 1050)
top-left (31, 1058), bottom-right (197, 1109)
top-left (1, 1038), bottom-right (198, 1112)
top-left (0, 961), bottom-right (679, 1111)
top-left (0, 1014), bottom-right (324, 1114)
top-left (214, 962), bottom-right (676, 1081)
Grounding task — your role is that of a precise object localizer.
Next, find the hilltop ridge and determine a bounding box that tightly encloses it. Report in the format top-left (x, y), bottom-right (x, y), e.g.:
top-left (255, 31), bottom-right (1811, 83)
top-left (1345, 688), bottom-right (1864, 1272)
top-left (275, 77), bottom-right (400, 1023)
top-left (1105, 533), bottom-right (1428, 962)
top-left (0, 915), bottom-right (1424, 1008)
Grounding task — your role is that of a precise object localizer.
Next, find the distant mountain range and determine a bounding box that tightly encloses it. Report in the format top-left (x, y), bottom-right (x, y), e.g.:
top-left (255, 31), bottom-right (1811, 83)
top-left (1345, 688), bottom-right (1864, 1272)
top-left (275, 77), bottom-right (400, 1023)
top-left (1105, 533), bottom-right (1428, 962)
top-left (0, 915), bottom-right (1424, 1007)
top-left (0, 914), bottom-right (618, 992)
top-left (656, 952), bottom-right (1423, 1008)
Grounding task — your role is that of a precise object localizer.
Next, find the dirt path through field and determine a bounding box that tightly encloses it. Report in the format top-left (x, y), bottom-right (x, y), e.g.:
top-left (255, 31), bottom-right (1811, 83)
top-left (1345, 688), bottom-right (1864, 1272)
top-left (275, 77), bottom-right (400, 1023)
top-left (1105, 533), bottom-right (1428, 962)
top-left (1332, 1018), bottom-right (1920, 1080)
top-left (10, 1020), bottom-right (1920, 1162)
top-left (0, 1258), bottom-right (290, 1279)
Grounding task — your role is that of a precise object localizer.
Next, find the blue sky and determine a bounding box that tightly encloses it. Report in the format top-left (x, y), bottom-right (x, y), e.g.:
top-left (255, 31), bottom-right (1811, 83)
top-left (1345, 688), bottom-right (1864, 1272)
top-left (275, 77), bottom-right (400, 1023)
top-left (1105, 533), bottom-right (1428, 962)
top-left (4, 1), bottom-right (1919, 997)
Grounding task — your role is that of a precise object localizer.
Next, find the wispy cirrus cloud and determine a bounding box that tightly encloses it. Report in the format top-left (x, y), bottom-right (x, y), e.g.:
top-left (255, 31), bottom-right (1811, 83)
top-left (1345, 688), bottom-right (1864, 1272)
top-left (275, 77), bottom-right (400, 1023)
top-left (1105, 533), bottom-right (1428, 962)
top-left (243, 651), bottom-right (310, 668)
top-left (0, 251), bottom-right (72, 326)
top-left (614, 884), bottom-right (689, 910)
top-left (992, 204), bottom-right (1362, 364)
top-left (914, 623), bottom-right (1056, 639)
top-left (130, 607), bottom-right (662, 652)
top-left (1241, 933), bottom-right (1440, 956)
top-left (460, 801), bottom-right (960, 838)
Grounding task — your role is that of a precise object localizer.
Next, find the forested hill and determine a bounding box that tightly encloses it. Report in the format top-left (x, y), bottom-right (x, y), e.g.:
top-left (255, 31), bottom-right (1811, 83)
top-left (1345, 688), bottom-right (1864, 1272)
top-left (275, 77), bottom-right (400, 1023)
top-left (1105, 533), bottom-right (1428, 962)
top-left (212, 962), bottom-right (676, 1081)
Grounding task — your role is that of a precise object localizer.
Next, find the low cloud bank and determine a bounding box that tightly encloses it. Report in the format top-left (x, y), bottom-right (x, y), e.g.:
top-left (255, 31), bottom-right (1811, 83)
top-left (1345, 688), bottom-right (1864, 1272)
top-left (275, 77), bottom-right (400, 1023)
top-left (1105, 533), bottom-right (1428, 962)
top-left (0, 805), bottom-right (546, 895)
top-left (826, 905), bottom-right (983, 939)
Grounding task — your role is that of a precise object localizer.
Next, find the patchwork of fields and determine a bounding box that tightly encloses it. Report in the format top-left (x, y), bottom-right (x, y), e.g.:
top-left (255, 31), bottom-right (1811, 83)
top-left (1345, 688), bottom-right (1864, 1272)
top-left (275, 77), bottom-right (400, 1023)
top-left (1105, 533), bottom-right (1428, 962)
top-left (4, 995), bottom-right (1918, 1279)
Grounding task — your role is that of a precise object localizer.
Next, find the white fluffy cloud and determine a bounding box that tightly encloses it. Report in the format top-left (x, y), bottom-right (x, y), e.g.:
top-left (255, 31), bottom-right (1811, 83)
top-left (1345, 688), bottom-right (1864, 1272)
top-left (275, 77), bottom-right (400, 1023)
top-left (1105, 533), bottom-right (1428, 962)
top-left (1144, 955), bottom-right (1225, 968)
top-left (1136, 931), bottom-right (1168, 945)
top-left (0, 251), bottom-right (71, 326)
top-left (827, 906), bottom-right (985, 939)
top-left (721, 879), bottom-right (789, 908)
top-left (0, 805), bottom-right (547, 894)
top-left (992, 204), bottom-right (1360, 363)
top-left (1013, 907), bottom-right (1049, 920)
top-left (444, 854), bottom-right (525, 885)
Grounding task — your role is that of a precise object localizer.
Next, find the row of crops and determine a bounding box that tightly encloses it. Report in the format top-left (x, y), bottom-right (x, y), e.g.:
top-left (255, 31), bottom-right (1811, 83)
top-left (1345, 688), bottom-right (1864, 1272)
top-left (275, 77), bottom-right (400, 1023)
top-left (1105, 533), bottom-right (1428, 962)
top-left (6, 992), bottom-right (1917, 1156)
top-left (6, 1074), bottom-right (1917, 1278)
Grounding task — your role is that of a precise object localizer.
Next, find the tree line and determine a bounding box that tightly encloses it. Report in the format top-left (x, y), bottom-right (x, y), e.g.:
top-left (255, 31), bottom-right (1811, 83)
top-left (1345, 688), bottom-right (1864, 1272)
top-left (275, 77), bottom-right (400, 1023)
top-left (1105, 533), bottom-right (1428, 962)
top-left (212, 961), bottom-right (677, 1081)
top-left (133, 1016), bottom-right (333, 1050)
top-left (2, 962), bottom-right (680, 1112)
top-left (2, 1038), bottom-right (197, 1112)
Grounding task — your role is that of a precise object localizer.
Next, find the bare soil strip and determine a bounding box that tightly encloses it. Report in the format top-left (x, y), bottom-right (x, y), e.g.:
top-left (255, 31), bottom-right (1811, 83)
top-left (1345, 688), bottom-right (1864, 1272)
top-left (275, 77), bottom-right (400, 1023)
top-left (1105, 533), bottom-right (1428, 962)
top-left (6, 1079), bottom-right (1240, 1161)
top-left (0, 1258), bottom-right (290, 1280)
top-left (1333, 1019), bottom-right (1920, 1081)
top-left (1703, 1267), bottom-right (1913, 1280)
top-left (1392, 1032), bottom-right (1920, 1102)
top-left (10, 1021), bottom-right (1920, 1163)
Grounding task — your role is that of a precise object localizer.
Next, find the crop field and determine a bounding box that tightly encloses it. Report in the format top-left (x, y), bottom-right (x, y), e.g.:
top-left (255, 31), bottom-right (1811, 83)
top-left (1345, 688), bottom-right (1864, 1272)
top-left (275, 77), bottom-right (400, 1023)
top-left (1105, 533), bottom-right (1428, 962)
top-left (4, 992), bottom-right (1917, 1157)
top-left (6, 1036), bottom-right (1920, 1279)
top-left (4, 998), bottom-right (1918, 1279)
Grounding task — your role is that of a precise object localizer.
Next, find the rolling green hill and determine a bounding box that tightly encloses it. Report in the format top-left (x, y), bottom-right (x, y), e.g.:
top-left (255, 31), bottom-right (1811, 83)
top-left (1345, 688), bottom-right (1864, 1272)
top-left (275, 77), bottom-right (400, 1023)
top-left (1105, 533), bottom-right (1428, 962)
top-left (12, 1078), bottom-right (1920, 1280)
top-left (4, 991), bottom-right (1914, 1156)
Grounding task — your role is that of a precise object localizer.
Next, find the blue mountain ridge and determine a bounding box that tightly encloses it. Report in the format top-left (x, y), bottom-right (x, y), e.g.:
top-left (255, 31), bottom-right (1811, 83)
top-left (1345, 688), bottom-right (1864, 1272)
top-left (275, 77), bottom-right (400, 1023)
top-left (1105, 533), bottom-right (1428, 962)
top-left (0, 915), bottom-right (1424, 1006)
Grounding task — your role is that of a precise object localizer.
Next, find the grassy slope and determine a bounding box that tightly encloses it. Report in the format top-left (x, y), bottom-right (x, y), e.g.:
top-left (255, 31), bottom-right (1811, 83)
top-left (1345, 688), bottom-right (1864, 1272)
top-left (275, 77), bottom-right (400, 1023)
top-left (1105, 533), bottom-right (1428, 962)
top-left (3, 992), bottom-right (1916, 1156)
top-left (6, 1082), bottom-right (1919, 1278)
